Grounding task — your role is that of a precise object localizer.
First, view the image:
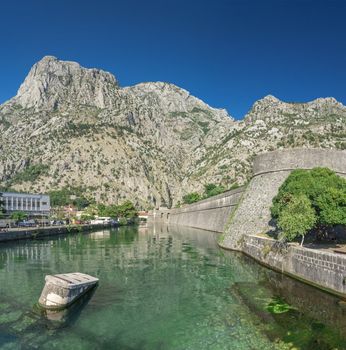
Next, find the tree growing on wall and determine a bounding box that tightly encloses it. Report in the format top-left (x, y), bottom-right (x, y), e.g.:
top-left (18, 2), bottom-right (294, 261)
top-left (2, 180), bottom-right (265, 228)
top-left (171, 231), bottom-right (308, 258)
top-left (271, 167), bottom-right (346, 243)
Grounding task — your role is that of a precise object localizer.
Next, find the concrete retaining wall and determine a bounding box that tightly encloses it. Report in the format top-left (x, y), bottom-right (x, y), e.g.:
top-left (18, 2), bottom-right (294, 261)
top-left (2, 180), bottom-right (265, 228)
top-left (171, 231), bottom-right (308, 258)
top-left (148, 186), bottom-right (245, 233)
top-left (243, 235), bottom-right (346, 298)
top-left (0, 224), bottom-right (109, 243)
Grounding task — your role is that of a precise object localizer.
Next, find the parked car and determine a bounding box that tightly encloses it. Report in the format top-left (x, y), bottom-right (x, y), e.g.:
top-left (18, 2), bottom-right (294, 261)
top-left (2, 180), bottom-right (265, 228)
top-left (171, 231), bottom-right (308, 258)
top-left (50, 220), bottom-right (65, 226)
top-left (17, 220), bottom-right (36, 227)
top-left (110, 219), bottom-right (119, 227)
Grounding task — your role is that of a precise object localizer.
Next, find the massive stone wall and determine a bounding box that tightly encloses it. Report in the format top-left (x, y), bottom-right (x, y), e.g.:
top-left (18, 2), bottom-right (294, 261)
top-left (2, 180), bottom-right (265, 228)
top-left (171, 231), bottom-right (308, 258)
top-left (253, 148), bottom-right (346, 176)
top-left (220, 149), bottom-right (346, 251)
top-left (148, 186), bottom-right (245, 233)
top-left (243, 235), bottom-right (346, 298)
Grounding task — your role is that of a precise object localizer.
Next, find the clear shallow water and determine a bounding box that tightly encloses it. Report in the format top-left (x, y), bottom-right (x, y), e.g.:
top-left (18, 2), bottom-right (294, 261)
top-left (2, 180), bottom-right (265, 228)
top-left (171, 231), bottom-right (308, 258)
top-left (0, 225), bottom-right (346, 349)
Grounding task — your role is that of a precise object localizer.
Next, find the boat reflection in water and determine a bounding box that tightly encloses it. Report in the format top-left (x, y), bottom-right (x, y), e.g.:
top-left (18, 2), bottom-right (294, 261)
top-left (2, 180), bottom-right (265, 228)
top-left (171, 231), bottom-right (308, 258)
top-left (90, 230), bottom-right (110, 240)
top-left (40, 286), bottom-right (97, 329)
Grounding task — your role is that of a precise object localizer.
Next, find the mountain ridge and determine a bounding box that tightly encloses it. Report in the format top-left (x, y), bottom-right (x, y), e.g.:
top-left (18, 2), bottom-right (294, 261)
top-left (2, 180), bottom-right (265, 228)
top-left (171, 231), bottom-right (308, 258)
top-left (1, 56), bottom-right (345, 208)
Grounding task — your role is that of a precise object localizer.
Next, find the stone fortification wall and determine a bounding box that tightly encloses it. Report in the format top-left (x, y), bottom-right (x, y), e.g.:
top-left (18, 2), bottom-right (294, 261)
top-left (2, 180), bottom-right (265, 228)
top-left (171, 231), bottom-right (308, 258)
top-left (243, 235), bottom-right (346, 298)
top-left (221, 149), bottom-right (346, 251)
top-left (149, 148), bottom-right (346, 297)
top-left (253, 148), bottom-right (346, 176)
top-left (148, 186), bottom-right (245, 233)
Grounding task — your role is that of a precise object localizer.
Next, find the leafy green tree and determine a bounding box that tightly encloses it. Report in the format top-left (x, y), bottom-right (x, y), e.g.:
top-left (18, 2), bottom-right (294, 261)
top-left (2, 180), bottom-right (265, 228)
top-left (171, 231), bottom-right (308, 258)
top-left (80, 214), bottom-right (95, 221)
top-left (277, 194), bottom-right (317, 245)
top-left (99, 204), bottom-right (119, 218)
top-left (272, 168), bottom-right (345, 217)
top-left (271, 167), bottom-right (346, 242)
top-left (117, 201), bottom-right (137, 219)
top-left (49, 189), bottom-right (70, 207)
top-left (88, 201), bottom-right (137, 220)
top-left (73, 197), bottom-right (91, 210)
top-left (97, 203), bottom-right (107, 216)
top-left (10, 211), bottom-right (27, 222)
top-left (49, 187), bottom-right (91, 209)
top-left (316, 187), bottom-right (346, 226)
top-left (84, 204), bottom-right (99, 216)
top-left (182, 192), bottom-right (201, 204)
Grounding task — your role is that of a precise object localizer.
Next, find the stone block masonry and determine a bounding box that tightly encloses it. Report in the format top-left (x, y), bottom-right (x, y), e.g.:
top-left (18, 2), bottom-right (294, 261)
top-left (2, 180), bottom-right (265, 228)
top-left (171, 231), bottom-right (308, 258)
top-left (221, 149), bottom-right (346, 251)
top-left (148, 186), bottom-right (245, 233)
top-left (243, 235), bottom-right (346, 298)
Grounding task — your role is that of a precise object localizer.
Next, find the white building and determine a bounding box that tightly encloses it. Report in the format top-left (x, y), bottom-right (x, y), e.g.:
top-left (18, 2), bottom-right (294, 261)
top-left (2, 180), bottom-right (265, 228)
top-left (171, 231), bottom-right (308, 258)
top-left (1, 192), bottom-right (50, 216)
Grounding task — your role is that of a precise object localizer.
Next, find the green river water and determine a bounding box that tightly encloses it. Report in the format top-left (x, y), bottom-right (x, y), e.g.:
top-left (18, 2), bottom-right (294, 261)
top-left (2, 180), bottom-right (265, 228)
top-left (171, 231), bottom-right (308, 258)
top-left (0, 224), bottom-right (346, 349)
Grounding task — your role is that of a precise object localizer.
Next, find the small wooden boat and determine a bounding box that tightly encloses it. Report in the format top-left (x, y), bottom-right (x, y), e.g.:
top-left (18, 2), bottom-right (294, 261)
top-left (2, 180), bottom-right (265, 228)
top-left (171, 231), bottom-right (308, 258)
top-left (38, 272), bottom-right (99, 310)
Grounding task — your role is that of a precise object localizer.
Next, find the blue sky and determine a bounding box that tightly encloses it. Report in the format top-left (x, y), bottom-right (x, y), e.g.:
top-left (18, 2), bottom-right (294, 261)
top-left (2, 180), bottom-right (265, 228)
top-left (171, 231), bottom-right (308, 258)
top-left (1, 0), bottom-right (345, 119)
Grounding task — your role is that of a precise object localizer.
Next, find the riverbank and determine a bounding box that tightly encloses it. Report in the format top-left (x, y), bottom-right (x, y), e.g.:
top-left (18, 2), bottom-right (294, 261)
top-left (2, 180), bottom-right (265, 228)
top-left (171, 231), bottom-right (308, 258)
top-left (0, 224), bottom-right (110, 243)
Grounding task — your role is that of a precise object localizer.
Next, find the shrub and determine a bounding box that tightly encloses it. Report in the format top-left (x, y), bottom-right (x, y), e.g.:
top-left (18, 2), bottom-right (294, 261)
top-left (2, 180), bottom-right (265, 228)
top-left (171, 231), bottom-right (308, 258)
top-left (204, 183), bottom-right (225, 198)
top-left (182, 192), bottom-right (201, 204)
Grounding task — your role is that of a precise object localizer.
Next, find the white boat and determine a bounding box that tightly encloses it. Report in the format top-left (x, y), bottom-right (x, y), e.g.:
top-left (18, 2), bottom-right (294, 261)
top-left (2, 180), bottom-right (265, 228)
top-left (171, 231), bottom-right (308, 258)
top-left (38, 272), bottom-right (99, 310)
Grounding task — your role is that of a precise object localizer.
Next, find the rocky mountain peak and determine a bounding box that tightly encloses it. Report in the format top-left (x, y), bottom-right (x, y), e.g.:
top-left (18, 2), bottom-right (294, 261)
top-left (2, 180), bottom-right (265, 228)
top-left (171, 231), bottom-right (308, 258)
top-left (308, 97), bottom-right (343, 108)
top-left (0, 56), bottom-right (345, 208)
top-left (12, 56), bottom-right (119, 110)
top-left (261, 94), bottom-right (281, 103)
top-left (125, 81), bottom-right (233, 122)
top-left (243, 94), bottom-right (346, 125)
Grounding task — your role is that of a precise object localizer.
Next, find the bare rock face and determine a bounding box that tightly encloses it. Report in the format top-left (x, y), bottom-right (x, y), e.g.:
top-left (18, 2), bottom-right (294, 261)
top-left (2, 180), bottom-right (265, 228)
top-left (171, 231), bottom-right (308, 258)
top-left (0, 56), bottom-right (345, 208)
top-left (13, 56), bottom-right (119, 110)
